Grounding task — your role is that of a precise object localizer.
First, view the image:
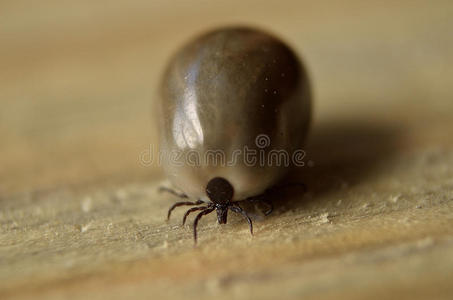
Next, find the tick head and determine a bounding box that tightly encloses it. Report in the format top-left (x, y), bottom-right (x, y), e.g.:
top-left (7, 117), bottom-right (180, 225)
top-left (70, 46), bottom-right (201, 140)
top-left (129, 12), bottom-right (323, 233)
top-left (206, 177), bottom-right (234, 205)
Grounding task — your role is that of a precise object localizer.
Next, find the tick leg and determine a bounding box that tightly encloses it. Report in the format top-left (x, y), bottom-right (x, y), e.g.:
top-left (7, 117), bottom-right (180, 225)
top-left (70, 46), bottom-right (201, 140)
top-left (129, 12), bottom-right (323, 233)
top-left (159, 186), bottom-right (189, 199)
top-left (261, 199), bottom-right (273, 216)
top-left (246, 194), bottom-right (273, 216)
top-left (193, 208), bottom-right (215, 244)
top-left (262, 181), bottom-right (307, 215)
top-left (182, 206), bottom-right (209, 225)
top-left (245, 181), bottom-right (306, 216)
top-left (167, 200), bottom-right (204, 220)
top-left (230, 205), bottom-right (253, 236)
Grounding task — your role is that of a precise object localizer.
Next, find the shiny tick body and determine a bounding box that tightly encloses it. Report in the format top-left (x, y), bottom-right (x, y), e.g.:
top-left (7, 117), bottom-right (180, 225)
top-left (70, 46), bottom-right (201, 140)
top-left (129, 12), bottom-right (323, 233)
top-left (157, 26), bottom-right (311, 243)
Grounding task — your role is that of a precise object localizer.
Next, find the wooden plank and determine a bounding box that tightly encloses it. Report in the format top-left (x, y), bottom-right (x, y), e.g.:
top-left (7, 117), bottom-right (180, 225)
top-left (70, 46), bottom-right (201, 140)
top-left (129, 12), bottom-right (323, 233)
top-left (1, 1), bottom-right (453, 299)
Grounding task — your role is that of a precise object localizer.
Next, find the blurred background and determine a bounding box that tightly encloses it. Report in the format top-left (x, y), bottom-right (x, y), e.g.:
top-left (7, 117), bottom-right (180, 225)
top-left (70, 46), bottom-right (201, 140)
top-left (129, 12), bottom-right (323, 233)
top-left (1, 1), bottom-right (453, 299)
top-left (2, 0), bottom-right (452, 196)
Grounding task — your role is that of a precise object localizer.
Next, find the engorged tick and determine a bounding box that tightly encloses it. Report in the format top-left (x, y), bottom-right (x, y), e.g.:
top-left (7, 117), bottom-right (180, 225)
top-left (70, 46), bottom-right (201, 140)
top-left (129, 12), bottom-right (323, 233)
top-left (157, 26), bottom-right (311, 243)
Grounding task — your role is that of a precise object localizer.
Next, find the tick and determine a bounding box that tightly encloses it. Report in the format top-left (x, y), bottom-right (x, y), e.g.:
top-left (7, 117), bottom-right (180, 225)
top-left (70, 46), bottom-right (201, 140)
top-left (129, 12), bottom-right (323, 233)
top-left (157, 26), bottom-right (311, 243)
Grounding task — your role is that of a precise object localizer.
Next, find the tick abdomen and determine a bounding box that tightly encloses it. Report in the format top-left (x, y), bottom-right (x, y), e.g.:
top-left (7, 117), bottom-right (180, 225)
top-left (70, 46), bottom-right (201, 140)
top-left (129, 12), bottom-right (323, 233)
top-left (159, 26), bottom-right (311, 201)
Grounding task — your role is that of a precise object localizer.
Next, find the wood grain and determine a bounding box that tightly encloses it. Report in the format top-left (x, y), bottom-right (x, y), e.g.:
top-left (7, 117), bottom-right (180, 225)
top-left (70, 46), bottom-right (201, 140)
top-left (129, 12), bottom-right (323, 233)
top-left (1, 1), bottom-right (453, 299)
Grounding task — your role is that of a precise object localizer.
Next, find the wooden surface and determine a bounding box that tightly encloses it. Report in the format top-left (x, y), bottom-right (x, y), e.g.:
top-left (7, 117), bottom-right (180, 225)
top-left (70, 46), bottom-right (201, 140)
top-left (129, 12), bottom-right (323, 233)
top-left (1, 1), bottom-right (453, 299)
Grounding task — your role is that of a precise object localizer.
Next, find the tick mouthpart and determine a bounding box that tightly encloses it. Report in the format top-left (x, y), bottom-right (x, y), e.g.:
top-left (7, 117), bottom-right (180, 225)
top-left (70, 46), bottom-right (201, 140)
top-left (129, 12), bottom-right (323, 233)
top-left (216, 205), bottom-right (228, 224)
